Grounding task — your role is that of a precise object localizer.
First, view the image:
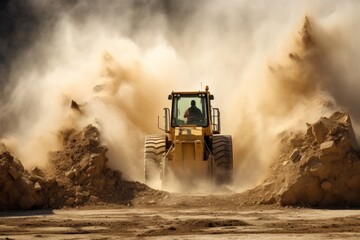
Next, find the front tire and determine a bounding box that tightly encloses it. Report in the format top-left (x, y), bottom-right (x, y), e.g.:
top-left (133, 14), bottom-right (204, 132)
top-left (144, 135), bottom-right (166, 183)
top-left (212, 135), bottom-right (233, 185)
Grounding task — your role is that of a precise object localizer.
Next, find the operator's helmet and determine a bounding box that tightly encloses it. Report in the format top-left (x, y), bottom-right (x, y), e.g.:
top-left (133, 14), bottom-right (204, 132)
top-left (191, 100), bottom-right (196, 106)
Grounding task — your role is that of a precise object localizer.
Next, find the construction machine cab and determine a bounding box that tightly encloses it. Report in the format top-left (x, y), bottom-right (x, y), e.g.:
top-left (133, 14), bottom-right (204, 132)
top-left (171, 94), bottom-right (208, 127)
top-left (163, 87), bottom-right (220, 137)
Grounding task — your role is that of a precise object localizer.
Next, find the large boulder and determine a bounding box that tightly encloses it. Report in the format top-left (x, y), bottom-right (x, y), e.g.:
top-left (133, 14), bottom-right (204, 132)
top-left (253, 111), bottom-right (360, 207)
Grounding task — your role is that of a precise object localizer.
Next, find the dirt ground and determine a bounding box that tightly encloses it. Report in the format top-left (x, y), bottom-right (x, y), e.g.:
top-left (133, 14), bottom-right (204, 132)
top-left (1, 193), bottom-right (360, 240)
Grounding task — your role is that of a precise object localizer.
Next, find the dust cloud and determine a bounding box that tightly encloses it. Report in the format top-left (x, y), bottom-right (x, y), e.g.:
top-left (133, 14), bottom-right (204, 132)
top-left (1, 1), bottom-right (360, 191)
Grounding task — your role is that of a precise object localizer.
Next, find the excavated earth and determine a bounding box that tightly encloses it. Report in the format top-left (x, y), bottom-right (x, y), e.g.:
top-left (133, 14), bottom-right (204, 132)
top-left (0, 124), bottom-right (162, 210)
top-left (248, 111), bottom-right (360, 207)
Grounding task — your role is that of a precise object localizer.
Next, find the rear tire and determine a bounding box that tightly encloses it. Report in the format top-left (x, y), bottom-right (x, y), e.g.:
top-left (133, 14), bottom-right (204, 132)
top-left (212, 135), bottom-right (233, 185)
top-left (144, 135), bottom-right (166, 183)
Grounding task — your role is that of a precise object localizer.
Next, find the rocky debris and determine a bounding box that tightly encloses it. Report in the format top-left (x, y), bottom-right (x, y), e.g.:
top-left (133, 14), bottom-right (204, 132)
top-left (46, 124), bottom-right (153, 208)
top-left (252, 111), bottom-right (360, 207)
top-left (70, 99), bottom-right (82, 113)
top-left (0, 145), bottom-right (47, 210)
top-left (0, 124), bottom-right (156, 211)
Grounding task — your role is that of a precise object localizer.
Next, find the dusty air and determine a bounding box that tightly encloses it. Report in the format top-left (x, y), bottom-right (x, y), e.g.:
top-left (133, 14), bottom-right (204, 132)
top-left (1, 1), bottom-right (360, 239)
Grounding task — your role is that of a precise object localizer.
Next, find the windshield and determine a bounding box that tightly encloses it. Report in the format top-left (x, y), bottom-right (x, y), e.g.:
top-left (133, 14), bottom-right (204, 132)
top-left (171, 94), bottom-right (208, 127)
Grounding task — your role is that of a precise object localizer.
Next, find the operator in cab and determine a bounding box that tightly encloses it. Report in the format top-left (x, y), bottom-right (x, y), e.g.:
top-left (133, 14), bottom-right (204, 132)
top-left (184, 100), bottom-right (202, 125)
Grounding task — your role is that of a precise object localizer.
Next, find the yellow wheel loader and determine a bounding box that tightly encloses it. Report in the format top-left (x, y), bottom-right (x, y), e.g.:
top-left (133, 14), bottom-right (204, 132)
top-left (144, 86), bottom-right (233, 189)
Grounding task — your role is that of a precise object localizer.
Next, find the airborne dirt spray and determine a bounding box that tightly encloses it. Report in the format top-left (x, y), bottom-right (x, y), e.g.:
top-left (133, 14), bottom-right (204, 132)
top-left (1, 1), bottom-right (360, 192)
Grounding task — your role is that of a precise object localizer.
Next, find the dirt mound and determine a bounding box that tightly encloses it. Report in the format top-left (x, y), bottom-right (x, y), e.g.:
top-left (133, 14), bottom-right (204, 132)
top-left (46, 124), bottom-right (153, 208)
top-left (251, 111), bottom-right (360, 207)
top-left (0, 124), bottom-right (157, 210)
top-left (0, 144), bottom-right (47, 210)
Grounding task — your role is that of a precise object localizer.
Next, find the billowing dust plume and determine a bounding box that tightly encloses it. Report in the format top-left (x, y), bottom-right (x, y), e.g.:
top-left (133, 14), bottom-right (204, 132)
top-left (1, 1), bottom-right (360, 192)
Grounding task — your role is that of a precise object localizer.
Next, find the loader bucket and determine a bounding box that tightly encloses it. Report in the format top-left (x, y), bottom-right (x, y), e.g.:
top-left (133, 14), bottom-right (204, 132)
top-left (161, 127), bottom-right (213, 191)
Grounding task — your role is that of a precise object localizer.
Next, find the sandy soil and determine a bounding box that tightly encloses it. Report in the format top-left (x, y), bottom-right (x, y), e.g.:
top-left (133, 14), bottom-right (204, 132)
top-left (1, 194), bottom-right (360, 240)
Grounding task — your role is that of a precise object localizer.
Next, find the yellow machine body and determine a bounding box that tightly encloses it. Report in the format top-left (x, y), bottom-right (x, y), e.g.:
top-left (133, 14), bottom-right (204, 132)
top-left (145, 86), bottom-right (231, 191)
top-left (160, 88), bottom-right (220, 188)
top-left (164, 127), bottom-right (210, 185)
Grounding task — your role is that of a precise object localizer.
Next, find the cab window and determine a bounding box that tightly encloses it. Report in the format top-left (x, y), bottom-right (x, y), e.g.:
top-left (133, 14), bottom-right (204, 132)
top-left (171, 94), bottom-right (208, 127)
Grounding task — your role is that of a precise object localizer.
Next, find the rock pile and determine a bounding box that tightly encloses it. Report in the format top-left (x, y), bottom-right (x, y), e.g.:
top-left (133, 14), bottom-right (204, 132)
top-left (253, 111), bottom-right (360, 207)
top-left (0, 144), bottom-right (47, 210)
top-left (0, 124), bottom-right (152, 210)
top-left (47, 124), bottom-right (149, 208)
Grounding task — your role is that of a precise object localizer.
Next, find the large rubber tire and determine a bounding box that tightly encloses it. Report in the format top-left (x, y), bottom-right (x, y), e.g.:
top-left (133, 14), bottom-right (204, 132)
top-left (144, 135), bottom-right (166, 183)
top-left (212, 135), bottom-right (233, 185)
